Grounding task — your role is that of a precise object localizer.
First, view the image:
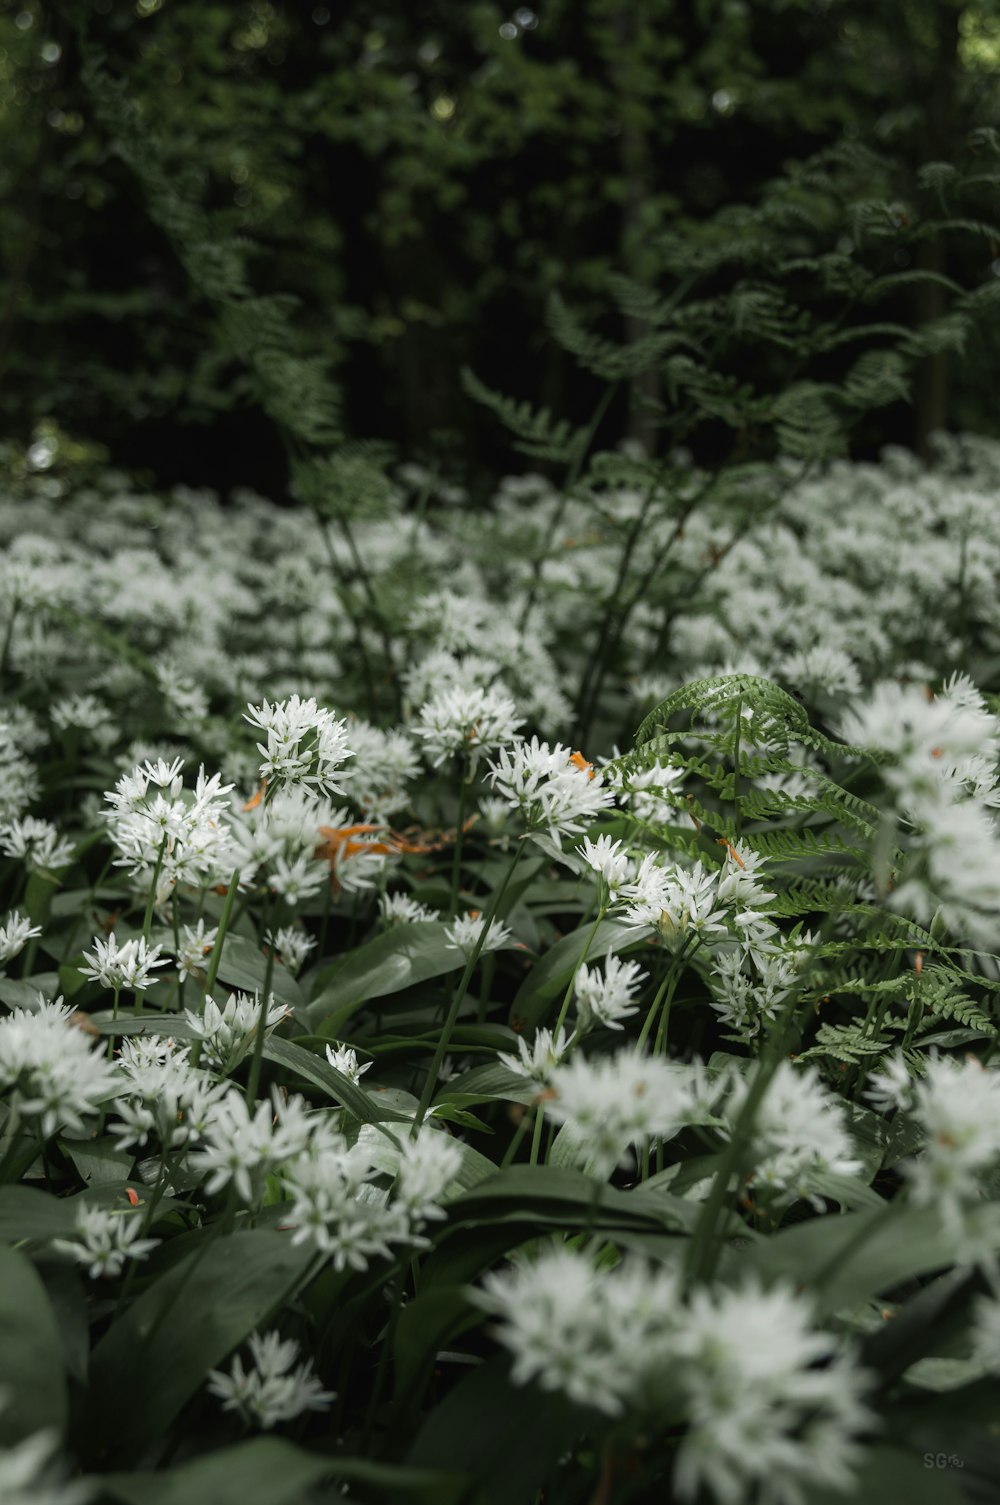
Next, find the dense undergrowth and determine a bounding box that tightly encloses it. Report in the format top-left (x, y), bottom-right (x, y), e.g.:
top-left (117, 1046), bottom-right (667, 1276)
top-left (2, 432), bottom-right (1000, 1502)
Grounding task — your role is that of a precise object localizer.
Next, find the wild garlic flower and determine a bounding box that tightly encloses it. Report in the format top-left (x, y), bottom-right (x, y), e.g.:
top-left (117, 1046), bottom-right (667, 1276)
top-left (904, 1053), bottom-right (1000, 1239)
top-left (171, 918), bottom-right (218, 979)
top-left (379, 891), bottom-right (437, 926)
top-left (619, 855), bottom-right (729, 948)
top-left (103, 758), bottom-right (235, 902)
top-left (183, 991), bottom-right (287, 1075)
top-left (244, 694), bottom-right (353, 800)
top-left (475, 1247), bottom-right (679, 1416)
top-left (267, 925), bottom-right (315, 975)
top-left (611, 759), bottom-right (687, 825)
top-left (0, 910), bottom-right (41, 968)
top-left (413, 684), bottom-right (523, 768)
top-left (109, 1035), bottom-right (227, 1152)
top-left (325, 1043), bottom-right (371, 1084)
top-left (708, 944), bottom-right (805, 1042)
top-left (190, 1088), bottom-right (317, 1205)
top-left (445, 911), bottom-right (513, 957)
top-left (80, 934), bottom-right (168, 994)
top-left (670, 1277), bottom-right (872, 1505)
top-left (395, 1126), bottom-right (464, 1221)
top-left (52, 1204), bottom-right (160, 1280)
top-left (0, 996), bottom-right (117, 1137)
top-left (578, 834), bottom-right (632, 894)
top-left (498, 1025), bottom-right (570, 1083)
top-left (282, 1129), bottom-right (410, 1269)
top-left (207, 1331), bottom-right (334, 1431)
top-left (721, 1060), bottom-right (862, 1209)
top-left (0, 816), bottom-right (74, 872)
top-left (341, 721), bottom-right (420, 821)
top-left (575, 951), bottom-right (645, 1031)
top-left (864, 1051), bottom-right (914, 1114)
top-left (545, 1049), bottom-right (696, 1177)
top-left (487, 737), bottom-right (616, 849)
top-left (0, 1422), bottom-right (93, 1505)
top-left (267, 852), bottom-right (326, 905)
top-left (969, 1292), bottom-right (1000, 1375)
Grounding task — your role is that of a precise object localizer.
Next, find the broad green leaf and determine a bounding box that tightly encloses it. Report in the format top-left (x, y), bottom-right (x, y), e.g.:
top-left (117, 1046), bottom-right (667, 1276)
top-left (509, 918), bottom-right (652, 1029)
top-left (0, 974), bottom-right (60, 1009)
top-left (0, 1185), bottom-right (79, 1243)
top-left (100, 1438), bottom-right (464, 1505)
top-left (307, 921), bottom-right (465, 1030)
top-left (0, 1245), bottom-right (67, 1443)
top-left (751, 1204), bottom-right (1000, 1319)
top-left (408, 1355), bottom-right (580, 1505)
top-left (60, 1136), bottom-right (134, 1188)
top-left (393, 1283), bottom-right (480, 1403)
top-left (215, 934), bottom-right (305, 1014)
top-left (262, 1035), bottom-right (410, 1127)
top-left (89, 1230), bottom-right (315, 1459)
top-left (434, 1061), bottom-right (538, 1109)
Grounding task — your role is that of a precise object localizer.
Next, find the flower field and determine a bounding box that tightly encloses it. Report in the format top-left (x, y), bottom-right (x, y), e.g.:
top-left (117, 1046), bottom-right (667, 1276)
top-left (2, 433), bottom-right (1000, 1504)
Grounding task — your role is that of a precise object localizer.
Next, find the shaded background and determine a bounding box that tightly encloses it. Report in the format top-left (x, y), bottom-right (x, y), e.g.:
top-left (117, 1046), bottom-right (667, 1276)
top-left (1, 0), bottom-right (999, 496)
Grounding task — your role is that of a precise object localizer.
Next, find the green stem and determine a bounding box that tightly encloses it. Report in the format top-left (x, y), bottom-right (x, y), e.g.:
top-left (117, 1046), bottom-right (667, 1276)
top-left (654, 938), bottom-right (699, 1056)
top-left (449, 760), bottom-right (470, 918)
top-left (529, 1103), bottom-right (546, 1165)
top-left (245, 894), bottom-right (278, 1104)
top-left (553, 905), bottom-right (607, 1036)
top-left (413, 843), bottom-right (523, 1129)
top-left (731, 695), bottom-right (744, 840)
top-left (141, 834), bottom-right (169, 942)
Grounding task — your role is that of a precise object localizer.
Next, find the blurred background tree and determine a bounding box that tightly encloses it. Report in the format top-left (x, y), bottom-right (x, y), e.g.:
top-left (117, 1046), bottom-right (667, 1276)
top-left (0, 0), bottom-right (998, 493)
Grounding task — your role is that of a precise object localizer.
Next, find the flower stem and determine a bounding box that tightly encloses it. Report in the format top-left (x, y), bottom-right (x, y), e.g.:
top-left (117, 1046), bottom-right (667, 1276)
top-left (413, 842), bottom-right (523, 1130)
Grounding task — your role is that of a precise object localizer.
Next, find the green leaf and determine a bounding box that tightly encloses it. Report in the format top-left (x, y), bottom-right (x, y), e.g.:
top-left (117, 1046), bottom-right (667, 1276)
top-left (308, 922), bottom-right (465, 1031)
top-left (0, 1185), bottom-right (79, 1243)
top-left (216, 934), bottom-right (305, 1015)
top-left (88, 1230), bottom-right (315, 1460)
top-left (751, 1204), bottom-right (1000, 1320)
top-left (509, 919), bottom-right (651, 1030)
top-left (408, 1355), bottom-right (580, 1505)
top-left (60, 1136), bottom-right (134, 1188)
top-left (0, 973), bottom-right (60, 1009)
top-left (0, 1245), bottom-right (68, 1444)
top-left (393, 1283), bottom-right (480, 1403)
top-left (262, 1036), bottom-right (411, 1127)
top-left (435, 1061), bottom-right (539, 1109)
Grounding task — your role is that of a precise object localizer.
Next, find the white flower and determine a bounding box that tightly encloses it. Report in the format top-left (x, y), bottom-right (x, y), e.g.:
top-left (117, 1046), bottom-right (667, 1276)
top-left (413, 684), bottom-right (523, 767)
top-left (267, 925), bottom-right (316, 975)
top-left (342, 721), bottom-right (420, 821)
top-left (671, 1277), bottom-right (872, 1505)
top-left (578, 834), bottom-right (632, 893)
top-left (395, 1126), bottom-right (463, 1220)
top-left (184, 991), bottom-right (287, 1075)
top-left (268, 852), bottom-right (326, 905)
top-left (444, 911), bottom-right (513, 957)
top-left (475, 1247), bottom-right (678, 1416)
top-left (0, 996), bottom-right (117, 1137)
top-left (575, 951), bottom-right (645, 1030)
top-left (172, 918), bottom-right (218, 979)
top-left (864, 1051), bottom-right (914, 1114)
top-left (498, 1025), bottom-right (570, 1083)
top-left (52, 1204), bottom-right (160, 1279)
top-left (722, 1060), bottom-right (863, 1208)
top-left (379, 891), bottom-right (437, 926)
top-left (904, 1053), bottom-right (1000, 1238)
top-left (0, 910), bottom-right (41, 967)
top-left (109, 1033), bottom-right (227, 1152)
top-left (0, 1424), bottom-right (93, 1505)
top-left (325, 1043), bottom-right (371, 1084)
top-left (207, 1331), bottom-right (335, 1430)
top-left (283, 1129), bottom-right (410, 1269)
top-left (103, 759), bottom-right (235, 902)
top-left (0, 817), bottom-right (74, 872)
top-left (190, 1089), bottom-right (316, 1205)
top-left (620, 855), bottom-right (729, 948)
top-left (487, 737), bottom-right (616, 848)
top-left (969, 1291), bottom-right (1000, 1374)
top-left (546, 1049), bottom-right (697, 1177)
top-left (80, 934), bottom-right (168, 993)
top-left (244, 694), bottom-right (353, 800)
